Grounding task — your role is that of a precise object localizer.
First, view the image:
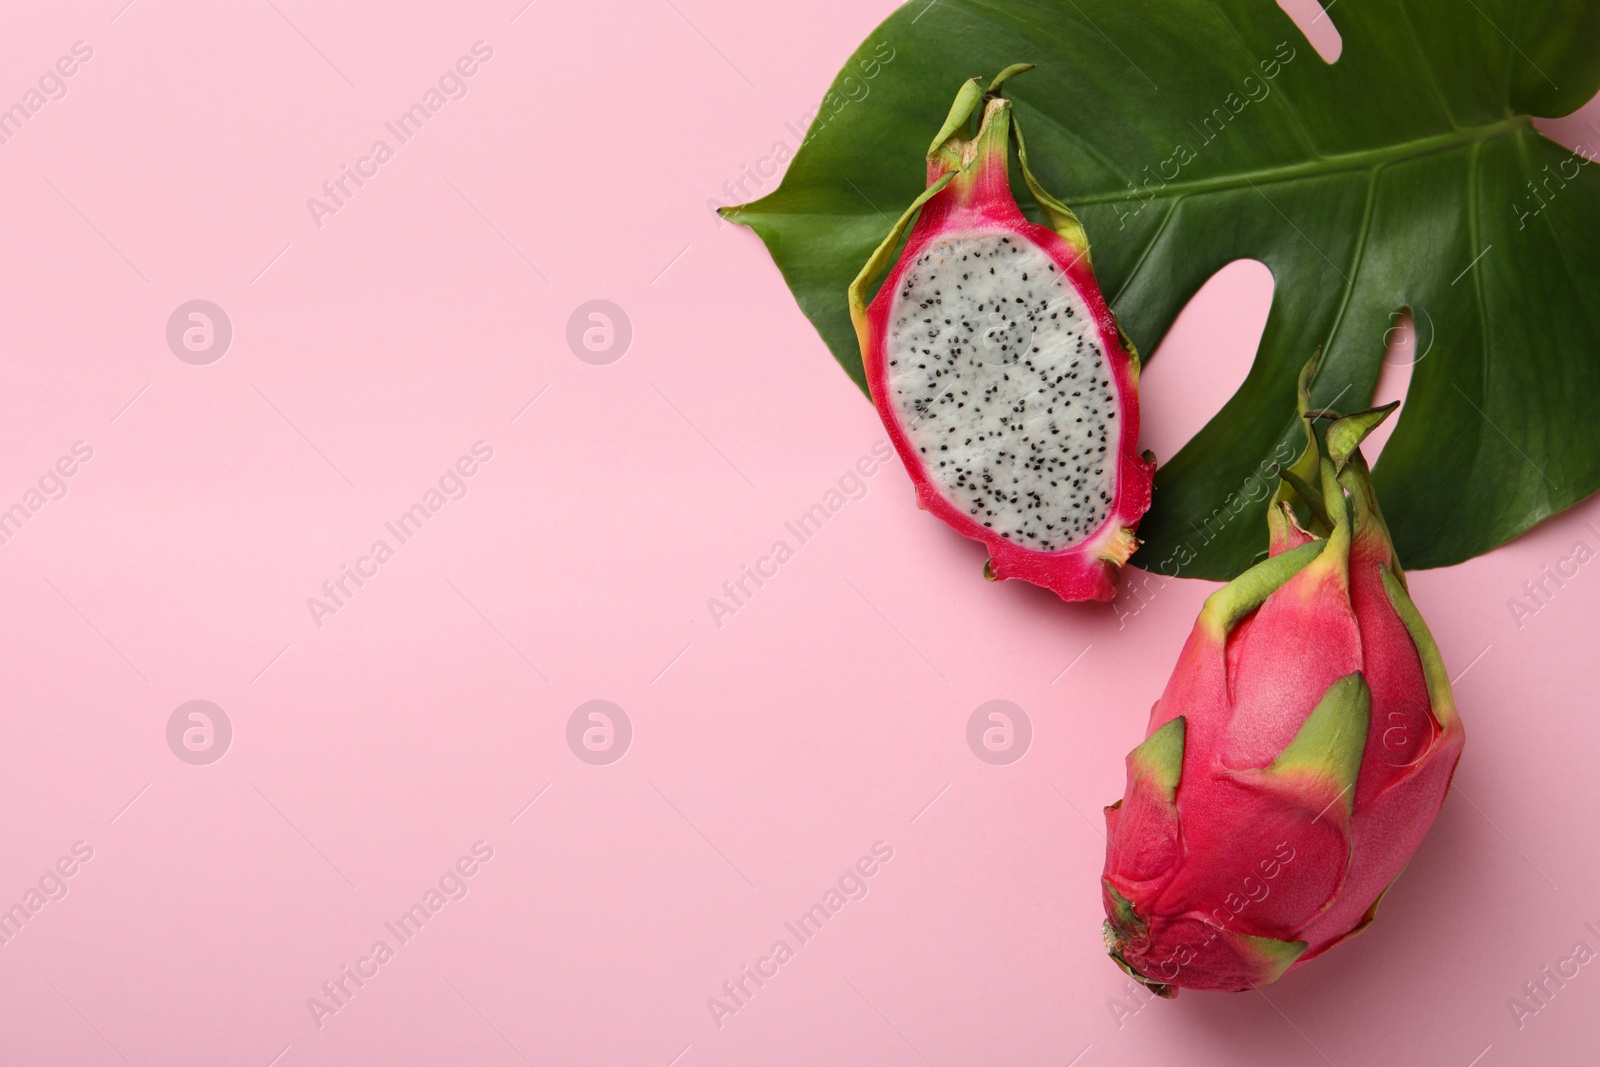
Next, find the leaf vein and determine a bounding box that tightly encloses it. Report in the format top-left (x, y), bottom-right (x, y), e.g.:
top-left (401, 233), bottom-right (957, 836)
top-left (1108, 195), bottom-right (1185, 309)
top-left (1067, 119), bottom-right (1525, 206)
top-left (1316, 165), bottom-right (1383, 387)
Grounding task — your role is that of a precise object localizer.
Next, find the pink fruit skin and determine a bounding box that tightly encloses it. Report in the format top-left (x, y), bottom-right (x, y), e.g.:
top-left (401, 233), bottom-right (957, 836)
top-left (1101, 404), bottom-right (1465, 994)
top-left (858, 104), bottom-right (1153, 603)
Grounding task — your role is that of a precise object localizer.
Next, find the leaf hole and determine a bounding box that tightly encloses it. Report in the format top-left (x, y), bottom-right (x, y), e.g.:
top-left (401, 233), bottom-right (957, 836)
top-left (1366, 307), bottom-right (1424, 462)
top-left (1139, 259), bottom-right (1273, 464)
top-left (1276, 0), bottom-right (1342, 63)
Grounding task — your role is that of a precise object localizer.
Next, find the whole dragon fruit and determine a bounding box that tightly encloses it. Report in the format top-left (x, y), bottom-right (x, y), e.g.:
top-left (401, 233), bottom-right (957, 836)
top-left (1100, 357), bottom-right (1465, 995)
top-left (848, 66), bottom-right (1153, 602)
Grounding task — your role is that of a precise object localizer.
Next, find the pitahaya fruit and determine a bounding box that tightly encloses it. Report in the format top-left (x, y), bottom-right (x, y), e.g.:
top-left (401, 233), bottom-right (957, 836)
top-left (847, 66), bottom-right (1153, 602)
top-left (1099, 356), bottom-right (1465, 995)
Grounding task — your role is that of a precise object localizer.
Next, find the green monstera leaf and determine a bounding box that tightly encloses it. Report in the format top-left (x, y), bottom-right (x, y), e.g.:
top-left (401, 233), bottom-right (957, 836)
top-left (724, 0), bottom-right (1600, 578)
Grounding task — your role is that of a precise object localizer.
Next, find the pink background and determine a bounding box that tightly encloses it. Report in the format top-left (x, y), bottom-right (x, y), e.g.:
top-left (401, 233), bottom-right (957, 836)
top-left (1, 2), bottom-right (1597, 1064)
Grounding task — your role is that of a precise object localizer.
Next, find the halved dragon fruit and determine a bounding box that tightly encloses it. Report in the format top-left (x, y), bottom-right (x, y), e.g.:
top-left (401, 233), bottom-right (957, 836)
top-left (1100, 356), bottom-right (1466, 995)
top-left (848, 66), bottom-right (1153, 602)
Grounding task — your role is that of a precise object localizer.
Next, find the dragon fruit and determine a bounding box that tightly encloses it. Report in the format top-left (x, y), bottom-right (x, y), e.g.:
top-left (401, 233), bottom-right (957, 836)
top-left (848, 66), bottom-right (1153, 602)
top-left (1100, 356), bottom-right (1466, 995)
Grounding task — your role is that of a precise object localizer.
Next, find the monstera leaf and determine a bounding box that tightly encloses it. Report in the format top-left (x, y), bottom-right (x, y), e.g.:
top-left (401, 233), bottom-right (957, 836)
top-left (725, 0), bottom-right (1600, 578)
